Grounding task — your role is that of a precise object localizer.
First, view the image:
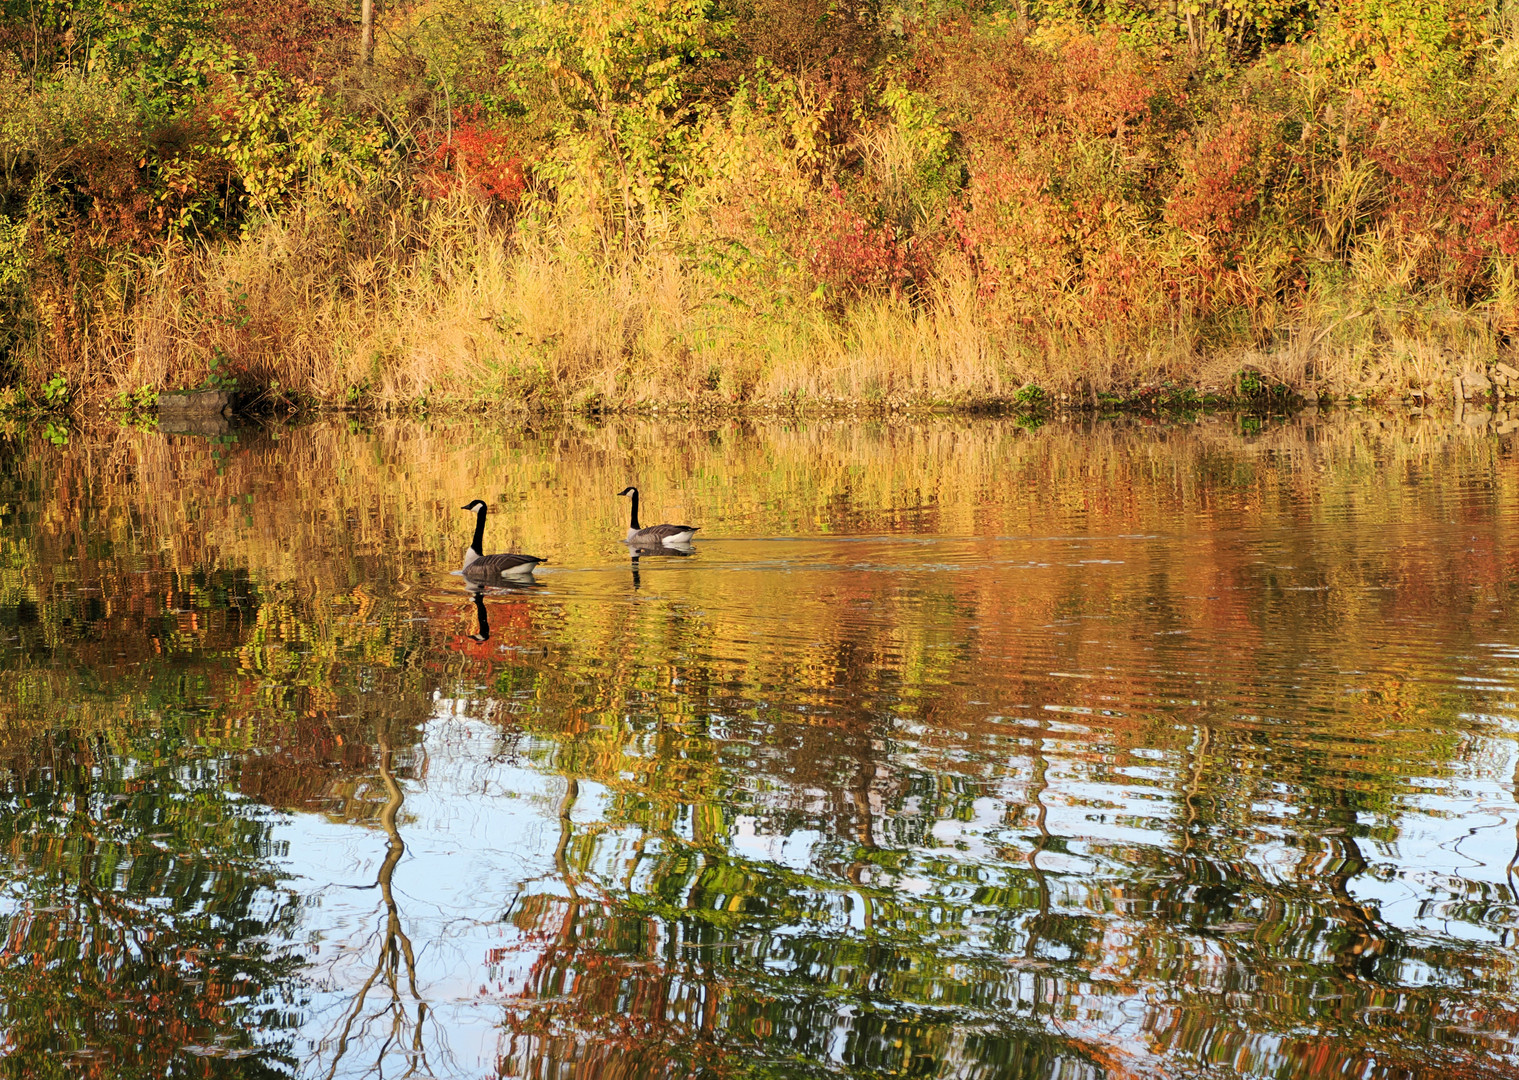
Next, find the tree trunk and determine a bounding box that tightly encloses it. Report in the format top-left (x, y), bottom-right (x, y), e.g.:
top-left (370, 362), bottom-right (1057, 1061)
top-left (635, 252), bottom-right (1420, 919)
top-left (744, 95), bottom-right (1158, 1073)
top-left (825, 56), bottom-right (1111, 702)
top-left (359, 0), bottom-right (373, 65)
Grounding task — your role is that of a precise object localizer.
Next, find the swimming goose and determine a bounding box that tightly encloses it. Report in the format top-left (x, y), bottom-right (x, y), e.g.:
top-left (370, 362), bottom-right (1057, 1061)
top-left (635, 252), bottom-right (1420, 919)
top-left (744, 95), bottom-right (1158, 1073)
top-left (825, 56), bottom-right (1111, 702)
top-left (461, 500), bottom-right (545, 578)
top-left (618, 487), bottom-right (699, 546)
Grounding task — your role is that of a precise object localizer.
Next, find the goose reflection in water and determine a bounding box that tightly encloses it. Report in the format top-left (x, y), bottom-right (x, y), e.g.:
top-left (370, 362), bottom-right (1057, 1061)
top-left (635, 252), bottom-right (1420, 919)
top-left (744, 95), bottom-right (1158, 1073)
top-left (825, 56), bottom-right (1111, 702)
top-left (468, 588), bottom-right (490, 643)
top-left (627, 541), bottom-right (693, 589)
top-left (440, 583), bottom-right (540, 659)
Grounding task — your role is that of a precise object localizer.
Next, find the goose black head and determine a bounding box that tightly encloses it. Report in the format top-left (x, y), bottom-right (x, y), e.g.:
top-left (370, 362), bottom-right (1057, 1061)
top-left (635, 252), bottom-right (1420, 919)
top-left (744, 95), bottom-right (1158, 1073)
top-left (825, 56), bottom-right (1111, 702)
top-left (462, 499), bottom-right (489, 513)
top-left (617, 487), bottom-right (638, 497)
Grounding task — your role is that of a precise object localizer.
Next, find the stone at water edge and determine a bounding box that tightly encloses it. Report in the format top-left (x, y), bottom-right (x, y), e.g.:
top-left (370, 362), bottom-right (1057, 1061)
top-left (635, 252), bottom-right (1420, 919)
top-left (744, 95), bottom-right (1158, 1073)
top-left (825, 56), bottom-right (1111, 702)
top-left (157, 389), bottom-right (235, 417)
top-left (159, 415), bottom-right (232, 437)
top-left (1495, 361), bottom-right (1519, 382)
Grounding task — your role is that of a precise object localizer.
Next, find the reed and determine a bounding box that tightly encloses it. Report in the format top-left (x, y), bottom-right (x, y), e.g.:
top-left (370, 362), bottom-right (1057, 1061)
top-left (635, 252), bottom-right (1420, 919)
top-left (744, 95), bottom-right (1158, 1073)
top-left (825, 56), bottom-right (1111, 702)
top-left (68, 198), bottom-right (1507, 416)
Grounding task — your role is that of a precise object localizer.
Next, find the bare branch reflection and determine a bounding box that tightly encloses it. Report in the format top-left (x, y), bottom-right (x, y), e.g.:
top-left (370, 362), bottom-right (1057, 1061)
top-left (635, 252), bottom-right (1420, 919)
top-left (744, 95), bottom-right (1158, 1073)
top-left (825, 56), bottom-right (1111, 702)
top-left (320, 740), bottom-right (434, 1080)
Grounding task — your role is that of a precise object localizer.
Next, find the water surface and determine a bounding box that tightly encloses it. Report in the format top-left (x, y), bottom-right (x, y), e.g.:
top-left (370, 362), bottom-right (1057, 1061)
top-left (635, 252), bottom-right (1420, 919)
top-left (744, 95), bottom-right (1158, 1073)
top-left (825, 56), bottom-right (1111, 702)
top-left (1, 412), bottom-right (1517, 1079)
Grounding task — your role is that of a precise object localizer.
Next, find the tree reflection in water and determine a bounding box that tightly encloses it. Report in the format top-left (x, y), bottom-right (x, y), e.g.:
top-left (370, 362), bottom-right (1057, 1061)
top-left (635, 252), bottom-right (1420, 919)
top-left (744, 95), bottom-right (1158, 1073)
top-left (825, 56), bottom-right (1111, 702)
top-left (315, 741), bottom-right (434, 1079)
top-left (498, 775), bottom-right (743, 1079)
top-left (492, 763), bottom-right (1102, 1079)
top-left (0, 736), bottom-right (302, 1077)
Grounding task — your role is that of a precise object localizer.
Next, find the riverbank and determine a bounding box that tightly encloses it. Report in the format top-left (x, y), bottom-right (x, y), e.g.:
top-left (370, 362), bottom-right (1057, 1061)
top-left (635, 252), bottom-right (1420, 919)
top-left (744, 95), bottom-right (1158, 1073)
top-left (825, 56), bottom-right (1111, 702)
top-left (11, 375), bottom-right (1519, 441)
top-left (4, 3), bottom-right (1517, 414)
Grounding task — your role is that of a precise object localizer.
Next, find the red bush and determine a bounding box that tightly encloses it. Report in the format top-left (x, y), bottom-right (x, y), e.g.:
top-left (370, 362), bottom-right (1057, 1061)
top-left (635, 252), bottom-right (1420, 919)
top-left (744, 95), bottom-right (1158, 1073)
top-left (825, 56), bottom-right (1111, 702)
top-left (214, 0), bottom-right (349, 81)
top-left (1373, 117), bottom-right (1519, 295)
top-left (215, 0), bottom-right (350, 81)
top-left (803, 183), bottom-right (919, 297)
top-left (1166, 110), bottom-right (1267, 262)
top-left (952, 153), bottom-right (1074, 305)
top-left (419, 111), bottom-right (528, 207)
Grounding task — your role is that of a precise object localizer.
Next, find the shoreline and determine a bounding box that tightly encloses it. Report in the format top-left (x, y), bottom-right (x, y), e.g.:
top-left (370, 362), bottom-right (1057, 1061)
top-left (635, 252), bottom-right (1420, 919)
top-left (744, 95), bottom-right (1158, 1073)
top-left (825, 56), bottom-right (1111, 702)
top-left (6, 322), bottom-right (1517, 430)
top-left (13, 381), bottom-right (1519, 432)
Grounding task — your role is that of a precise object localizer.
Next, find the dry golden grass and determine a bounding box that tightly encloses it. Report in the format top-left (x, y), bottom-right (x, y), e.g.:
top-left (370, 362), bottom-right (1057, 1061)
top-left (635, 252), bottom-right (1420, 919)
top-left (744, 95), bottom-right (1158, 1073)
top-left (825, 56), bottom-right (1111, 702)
top-left (44, 191), bottom-right (1512, 413)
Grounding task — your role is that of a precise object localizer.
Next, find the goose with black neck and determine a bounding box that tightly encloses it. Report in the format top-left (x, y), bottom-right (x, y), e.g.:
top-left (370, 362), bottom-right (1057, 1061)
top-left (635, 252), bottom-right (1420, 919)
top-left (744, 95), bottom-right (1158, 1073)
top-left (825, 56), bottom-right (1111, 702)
top-left (618, 487), bottom-right (699, 546)
top-left (460, 500), bottom-right (545, 579)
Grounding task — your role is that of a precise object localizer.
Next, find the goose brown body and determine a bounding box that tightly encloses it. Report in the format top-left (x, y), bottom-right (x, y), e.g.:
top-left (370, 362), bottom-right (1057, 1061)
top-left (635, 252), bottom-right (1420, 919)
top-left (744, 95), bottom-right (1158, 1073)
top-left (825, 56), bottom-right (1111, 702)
top-left (465, 551), bottom-right (545, 578)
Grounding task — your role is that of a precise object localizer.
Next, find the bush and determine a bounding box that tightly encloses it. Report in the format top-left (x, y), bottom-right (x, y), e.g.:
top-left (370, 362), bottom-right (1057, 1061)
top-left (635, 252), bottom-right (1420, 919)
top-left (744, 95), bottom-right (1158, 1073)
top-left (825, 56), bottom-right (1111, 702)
top-left (419, 110), bottom-right (527, 207)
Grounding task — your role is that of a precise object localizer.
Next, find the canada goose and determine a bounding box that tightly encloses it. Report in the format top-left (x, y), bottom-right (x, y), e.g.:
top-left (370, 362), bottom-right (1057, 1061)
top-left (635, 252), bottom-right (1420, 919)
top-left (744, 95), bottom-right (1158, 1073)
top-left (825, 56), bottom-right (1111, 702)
top-left (617, 487), bottom-right (699, 546)
top-left (461, 500), bottom-right (545, 579)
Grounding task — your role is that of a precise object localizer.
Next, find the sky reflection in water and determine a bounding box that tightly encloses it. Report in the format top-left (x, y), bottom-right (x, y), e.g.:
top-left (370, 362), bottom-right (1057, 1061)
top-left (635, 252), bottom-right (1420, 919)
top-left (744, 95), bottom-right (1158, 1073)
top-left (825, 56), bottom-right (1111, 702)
top-left (0, 413), bottom-right (1516, 1079)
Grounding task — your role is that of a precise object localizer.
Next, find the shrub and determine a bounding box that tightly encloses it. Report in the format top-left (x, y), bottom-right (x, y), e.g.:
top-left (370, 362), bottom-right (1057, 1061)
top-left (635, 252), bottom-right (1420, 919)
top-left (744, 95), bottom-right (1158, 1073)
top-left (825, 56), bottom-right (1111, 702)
top-left (214, 0), bottom-right (351, 81)
top-left (1166, 110), bottom-right (1269, 261)
top-left (419, 110), bottom-right (527, 207)
top-left (1372, 114), bottom-right (1519, 298)
top-left (802, 183), bottom-right (918, 298)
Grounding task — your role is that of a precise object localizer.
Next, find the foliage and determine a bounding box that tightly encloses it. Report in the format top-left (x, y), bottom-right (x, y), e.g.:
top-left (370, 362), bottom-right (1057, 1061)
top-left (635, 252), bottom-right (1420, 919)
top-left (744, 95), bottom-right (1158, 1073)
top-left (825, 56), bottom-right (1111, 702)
top-left (496, 0), bottom-right (724, 234)
top-left (804, 182), bottom-right (919, 299)
top-left (1311, 0), bottom-right (1488, 97)
top-left (418, 108), bottom-right (527, 206)
top-left (0, 0), bottom-right (1516, 405)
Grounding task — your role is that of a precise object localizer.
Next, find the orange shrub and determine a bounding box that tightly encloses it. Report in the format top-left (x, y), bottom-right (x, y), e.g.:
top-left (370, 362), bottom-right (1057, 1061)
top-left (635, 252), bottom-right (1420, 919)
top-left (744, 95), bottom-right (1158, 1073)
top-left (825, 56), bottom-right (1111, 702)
top-left (952, 153), bottom-right (1075, 308)
top-left (916, 24), bottom-right (1186, 340)
top-left (1166, 110), bottom-right (1268, 263)
top-left (419, 111), bottom-right (528, 207)
top-left (802, 183), bottom-right (921, 299)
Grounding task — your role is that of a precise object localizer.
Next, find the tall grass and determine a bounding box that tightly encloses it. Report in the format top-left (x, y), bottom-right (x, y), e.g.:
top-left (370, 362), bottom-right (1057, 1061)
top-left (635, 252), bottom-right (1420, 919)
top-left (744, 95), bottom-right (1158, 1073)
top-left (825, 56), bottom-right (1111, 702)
top-left (98, 200), bottom-right (1514, 414)
top-left (104, 201), bottom-right (1022, 411)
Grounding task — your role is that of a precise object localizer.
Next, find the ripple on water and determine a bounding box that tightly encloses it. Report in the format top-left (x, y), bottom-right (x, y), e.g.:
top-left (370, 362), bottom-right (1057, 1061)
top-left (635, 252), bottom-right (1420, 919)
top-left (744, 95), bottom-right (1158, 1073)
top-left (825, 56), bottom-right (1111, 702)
top-left (0, 414), bottom-right (1516, 1078)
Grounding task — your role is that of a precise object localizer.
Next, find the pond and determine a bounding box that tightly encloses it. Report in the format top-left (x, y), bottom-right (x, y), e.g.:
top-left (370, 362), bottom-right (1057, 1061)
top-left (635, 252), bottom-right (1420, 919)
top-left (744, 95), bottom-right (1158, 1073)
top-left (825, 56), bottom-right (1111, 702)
top-left (0, 411), bottom-right (1516, 1079)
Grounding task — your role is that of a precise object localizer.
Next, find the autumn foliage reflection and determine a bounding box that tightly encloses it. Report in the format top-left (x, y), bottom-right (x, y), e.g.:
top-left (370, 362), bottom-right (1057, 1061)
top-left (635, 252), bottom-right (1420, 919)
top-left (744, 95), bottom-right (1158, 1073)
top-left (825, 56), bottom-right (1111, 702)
top-left (0, 738), bottom-right (301, 1078)
top-left (0, 414), bottom-right (1515, 1077)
